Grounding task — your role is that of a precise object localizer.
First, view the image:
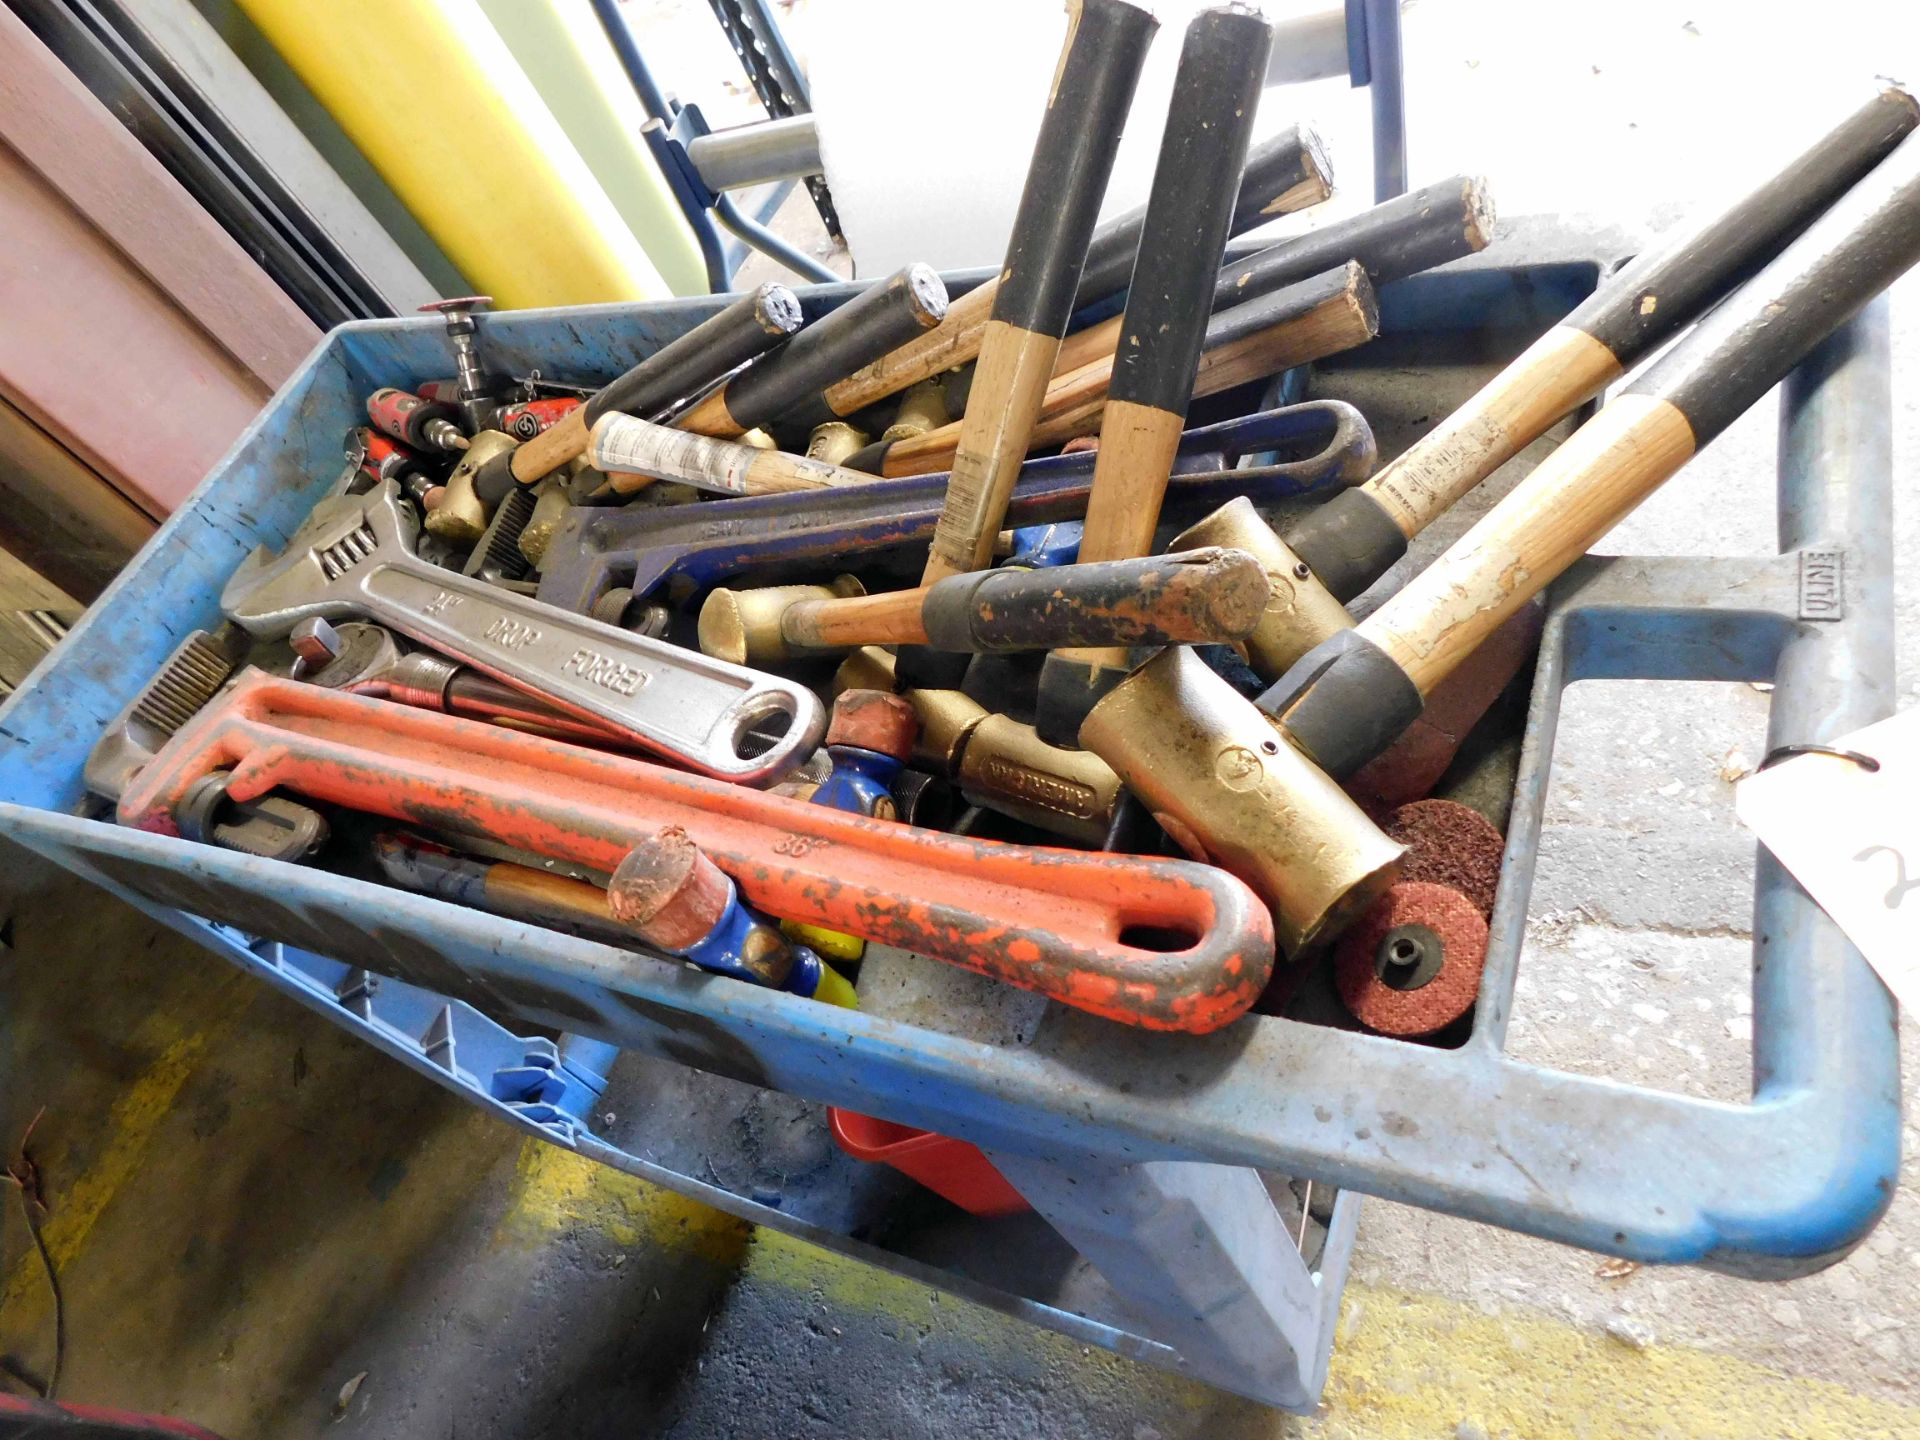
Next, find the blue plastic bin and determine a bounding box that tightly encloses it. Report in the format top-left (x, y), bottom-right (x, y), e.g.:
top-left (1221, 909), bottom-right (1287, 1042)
top-left (0, 225), bottom-right (1899, 1410)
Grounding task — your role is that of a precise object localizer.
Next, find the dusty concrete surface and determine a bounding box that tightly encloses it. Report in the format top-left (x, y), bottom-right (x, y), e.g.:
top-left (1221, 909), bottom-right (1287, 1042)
top-left (1, 1), bottom-right (1919, 1437)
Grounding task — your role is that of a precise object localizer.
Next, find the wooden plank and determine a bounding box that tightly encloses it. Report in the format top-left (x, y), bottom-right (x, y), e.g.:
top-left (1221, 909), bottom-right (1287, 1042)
top-left (0, 398), bottom-right (153, 605)
top-left (0, 139), bottom-right (272, 516)
top-left (0, 5), bottom-right (318, 388)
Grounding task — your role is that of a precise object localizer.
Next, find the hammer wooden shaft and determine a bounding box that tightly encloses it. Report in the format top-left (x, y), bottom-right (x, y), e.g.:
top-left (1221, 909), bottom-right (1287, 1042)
top-left (822, 123), bottom-right (1332, 421)
top-left (1372, 129), bottom-right (1920, 690)
top-left (749, 549), bottom-right (1269, 654)
top-left (676, 265), bottom-right (948, 438)
top-left (922, 0), bottom-right (1158, 584)
top-left (1286, 87), bottom-right (1918, 600)
top-left (869, 263), bottom-right (1378, 479)
top-left (1061, 4), bottom-right (1272, 678)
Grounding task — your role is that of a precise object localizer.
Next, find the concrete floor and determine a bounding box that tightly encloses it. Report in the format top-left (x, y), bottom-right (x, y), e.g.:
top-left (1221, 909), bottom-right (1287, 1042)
top-left (4, 1), bottom-right (1920, 1437)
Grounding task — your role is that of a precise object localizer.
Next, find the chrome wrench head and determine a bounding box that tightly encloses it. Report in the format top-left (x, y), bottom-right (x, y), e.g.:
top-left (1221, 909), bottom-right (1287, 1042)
top-left (222, 480), bottom-right (420, 636)
top-left (221, 481), bottom-right (824, 785)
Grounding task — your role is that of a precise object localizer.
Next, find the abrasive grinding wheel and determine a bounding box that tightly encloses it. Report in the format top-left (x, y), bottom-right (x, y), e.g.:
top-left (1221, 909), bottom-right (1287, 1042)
top-left (1383, 798), bottom-right (1505, 919)
top-left (1334, 881), bottom-right (1488, 1037)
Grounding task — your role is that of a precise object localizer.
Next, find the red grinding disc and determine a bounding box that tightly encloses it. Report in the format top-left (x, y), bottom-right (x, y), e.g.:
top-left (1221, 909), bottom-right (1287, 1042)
top-left (1334, 881), bottom-right (1488, 1037)
top-left (1383, 799), bottom-right (1505, 919)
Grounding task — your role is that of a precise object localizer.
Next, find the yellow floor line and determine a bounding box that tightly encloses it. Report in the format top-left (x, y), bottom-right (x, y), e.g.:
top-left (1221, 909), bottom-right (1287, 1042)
top-left (491, 1137), bottom-right (750, 1267)
top-left (496, 1153), bottom-right (1920, 1437)
top-left (1, 986), bottom-right (248, 1311)
top-left (1318, 1284), bottom-right (1919, 1440)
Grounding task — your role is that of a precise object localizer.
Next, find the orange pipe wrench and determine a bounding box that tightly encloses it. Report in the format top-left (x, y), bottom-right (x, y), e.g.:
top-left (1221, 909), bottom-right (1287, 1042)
top-left (116, 671), bottom-right (1273, 1033)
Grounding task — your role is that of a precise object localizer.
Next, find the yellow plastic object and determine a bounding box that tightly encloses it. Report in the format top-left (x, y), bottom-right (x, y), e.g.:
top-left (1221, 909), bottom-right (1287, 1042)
top-left (783, 918), bottom-right (865, 966)
top-left (809, 960), bottom-right (860, 1010)
top-left (235, 0), bottom-right (667, 308)
top-left (477, 0), bottom-right (706, 296)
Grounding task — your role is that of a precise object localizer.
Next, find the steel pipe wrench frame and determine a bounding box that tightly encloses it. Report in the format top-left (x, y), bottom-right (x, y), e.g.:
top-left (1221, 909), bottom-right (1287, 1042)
top-left (115, 671), bottom-right (1275, 1034)
top-left (536, 401), bottom-right (1376, 613)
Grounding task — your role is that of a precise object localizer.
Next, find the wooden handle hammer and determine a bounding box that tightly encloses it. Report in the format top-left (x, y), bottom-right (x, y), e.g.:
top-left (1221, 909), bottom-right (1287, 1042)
top-left (1264, 128), bottom-right (1920, 779)
top-left (1283, 87), bottom-right (1919, 603)
top-left (1036, 3), bottom-right (1273, 744)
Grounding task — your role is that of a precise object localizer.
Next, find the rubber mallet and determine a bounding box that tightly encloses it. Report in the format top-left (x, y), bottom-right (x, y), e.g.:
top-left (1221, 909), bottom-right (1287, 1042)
top-left (1036, 3), bottom-right (1273, 742)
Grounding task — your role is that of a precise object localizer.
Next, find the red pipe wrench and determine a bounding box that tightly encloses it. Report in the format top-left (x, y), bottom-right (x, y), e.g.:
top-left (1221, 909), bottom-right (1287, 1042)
top-left (117, 671), bottom-right (1274, 1033)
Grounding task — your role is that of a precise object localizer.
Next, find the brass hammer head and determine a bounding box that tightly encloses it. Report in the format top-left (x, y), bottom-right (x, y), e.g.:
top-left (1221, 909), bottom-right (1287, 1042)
top-left (1080, 645), bottom-right (1403, 956)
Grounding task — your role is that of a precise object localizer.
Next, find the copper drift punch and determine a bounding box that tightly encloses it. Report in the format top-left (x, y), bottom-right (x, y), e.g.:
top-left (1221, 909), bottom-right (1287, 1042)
top-left (115, 671), bottom-right (1275, 1033)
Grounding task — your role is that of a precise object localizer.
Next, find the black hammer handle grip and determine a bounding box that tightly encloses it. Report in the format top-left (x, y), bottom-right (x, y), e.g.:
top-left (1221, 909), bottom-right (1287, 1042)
top-left (711, 264), bottom-right (949, 435)
top-left (1287, 86), bottom-right (1919, 600)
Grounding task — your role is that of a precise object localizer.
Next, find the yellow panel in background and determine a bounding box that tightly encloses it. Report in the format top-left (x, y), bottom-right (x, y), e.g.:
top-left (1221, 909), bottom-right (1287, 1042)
top-left (478, 0), bottom-right (708, 297)
top-left (235, 0), bottom-right (668, 309)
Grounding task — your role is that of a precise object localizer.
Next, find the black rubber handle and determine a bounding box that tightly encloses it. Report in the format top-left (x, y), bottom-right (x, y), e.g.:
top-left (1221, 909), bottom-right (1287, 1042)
top-left (991, 0), bottom-right (1159, 337)
top-left (1572, 88), bottom-right (1917, 361)
top-left (1077, 122), bottom-right (1330, 307)
top-left (585, 283), bottom-right (801, 427)
top-left (735, 265), bottom-right (948, 432)
top-left (1211, 175), bottom-right (1493, 311)
top-left (1108, 5), bottom-right (1273, 415)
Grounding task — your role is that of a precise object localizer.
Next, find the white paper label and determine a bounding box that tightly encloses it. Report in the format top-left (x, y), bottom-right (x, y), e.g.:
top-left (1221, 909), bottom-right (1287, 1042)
top-left (589, 414), bottom-right (756, 495)
top-left (1735, 708), bottom-right (1920, 1008)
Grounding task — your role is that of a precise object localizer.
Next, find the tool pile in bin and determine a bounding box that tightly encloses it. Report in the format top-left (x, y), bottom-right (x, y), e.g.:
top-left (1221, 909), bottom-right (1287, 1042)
top-left (77, 0), bottom-right (1920, 1210)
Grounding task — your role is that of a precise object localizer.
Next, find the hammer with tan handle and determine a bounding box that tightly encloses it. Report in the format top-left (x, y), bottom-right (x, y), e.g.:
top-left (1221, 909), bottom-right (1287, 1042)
top-left (1036, 3), bottom-right (1273, 743)
top-left (826, 122), bottom-right (1333, 424)
top-left (698, 547), bottom-right (1269, 666)
top-left (896, 0), bottom-right (1158, 693)
top-left (1082, 132), bottom-right (1920, 962)
top-left (1156, 88), bottom-right (1920, 699)
top-left (1279, 86), bottom-right (1918, 605)
top-left (1258, 127), bottom-right (1920, 781)
top-left (471, 283), bottom-right (802, 506)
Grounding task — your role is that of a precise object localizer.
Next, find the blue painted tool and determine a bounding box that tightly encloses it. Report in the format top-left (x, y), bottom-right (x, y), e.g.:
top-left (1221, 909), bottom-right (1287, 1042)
top-left (1002, 521), bottom-right (1083, 569)
top-left (786, 689), bottom-right (919, 964)
top-left (607, 825), bottom-right (857, 1007)
top-left (534, 400), bottom-right (1374, 616)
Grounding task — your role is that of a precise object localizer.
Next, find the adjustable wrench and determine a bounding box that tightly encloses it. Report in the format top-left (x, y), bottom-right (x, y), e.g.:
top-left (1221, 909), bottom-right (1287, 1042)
top-left (116, 671), bottom-right (1275, 1034)
top-left (220, 476), bottom-right (823, 785)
